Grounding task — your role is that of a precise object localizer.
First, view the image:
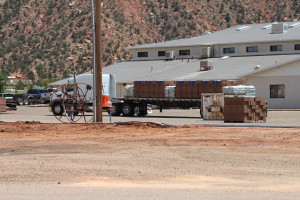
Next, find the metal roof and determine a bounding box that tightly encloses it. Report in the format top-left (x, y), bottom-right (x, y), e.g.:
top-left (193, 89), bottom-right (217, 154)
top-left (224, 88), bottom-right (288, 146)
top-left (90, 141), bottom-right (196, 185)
top-left (238, 55), bottom-right (300, 78)
top-left (49, 72), bottom-right (92, 86)
top-left (103, 55), bottom-right (300, 83)
top-left (128, 22), bottom-right (300, 50)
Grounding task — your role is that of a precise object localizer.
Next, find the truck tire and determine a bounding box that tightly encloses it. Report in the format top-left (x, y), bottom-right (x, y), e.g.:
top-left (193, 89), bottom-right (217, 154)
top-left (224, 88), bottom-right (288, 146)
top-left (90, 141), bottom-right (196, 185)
top-left (52, 102), bottom-right (64, 116)
top-left (23, 98), bottom-right (29, 105)
top-left (137, 103), bottom-right (148, 116)
top-left (121, 102), bottom-right (134, 116)
top-left (28, 97), bottom-right (34, 105)
top-left (17, 98), bottom-right (24, 106)
top-left (40, 98), bottom-right (46, 104)
top-left (138, 109), bottom-right (148, 116)
top-left (108, 103), bottom-right (121, 116)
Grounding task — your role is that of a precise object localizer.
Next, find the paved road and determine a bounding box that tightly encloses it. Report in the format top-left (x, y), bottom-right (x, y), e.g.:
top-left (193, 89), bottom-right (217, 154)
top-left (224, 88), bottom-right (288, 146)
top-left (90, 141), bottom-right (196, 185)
top-left (1, 105), bottom-right (300, 127)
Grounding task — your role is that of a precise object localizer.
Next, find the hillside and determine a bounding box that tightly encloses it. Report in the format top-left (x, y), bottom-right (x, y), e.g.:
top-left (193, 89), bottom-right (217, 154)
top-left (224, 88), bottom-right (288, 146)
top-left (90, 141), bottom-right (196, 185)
top-left (0, 0), bottom-right (299, 79)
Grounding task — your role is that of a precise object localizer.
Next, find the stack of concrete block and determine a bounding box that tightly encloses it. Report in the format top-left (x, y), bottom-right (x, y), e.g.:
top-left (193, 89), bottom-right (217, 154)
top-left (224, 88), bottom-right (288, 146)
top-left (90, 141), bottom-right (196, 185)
top-left (134, 81), bottom-right (175, 98)
top-left (0, 97), bottom-right (6, 112)
top-left (224, 97), bottom-right (267, 123)
top-left (175, 80), bottom-right (242, 99)
top-left (253, 97), bottom-right (267, 122)
top-left (134, 81), bottom-right (146, 97)
top-left (175, 81), bottom-right (194, 98)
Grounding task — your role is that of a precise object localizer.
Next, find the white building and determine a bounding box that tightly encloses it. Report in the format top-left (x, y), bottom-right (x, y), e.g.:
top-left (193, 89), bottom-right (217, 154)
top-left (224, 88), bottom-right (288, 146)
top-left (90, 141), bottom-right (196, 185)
top-left (103, 22), bottom-right (300, 109)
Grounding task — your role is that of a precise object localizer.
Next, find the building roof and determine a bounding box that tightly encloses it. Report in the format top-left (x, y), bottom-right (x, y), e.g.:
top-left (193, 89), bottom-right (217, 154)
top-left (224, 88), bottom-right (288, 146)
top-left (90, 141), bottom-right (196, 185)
top-left (49, 72), bottom-right (92, 86)
top-left (103, 54), bottom-right (300, 83)
top-left (8, 72), bottom-right (27, 79)
top-left (238, 55), bottom-right (300, 78)
top-left (128, 22), bottom-right (300, 50)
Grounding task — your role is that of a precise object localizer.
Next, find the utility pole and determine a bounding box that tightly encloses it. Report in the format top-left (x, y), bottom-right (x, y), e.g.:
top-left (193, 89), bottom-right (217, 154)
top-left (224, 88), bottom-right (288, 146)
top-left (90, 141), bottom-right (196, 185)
top-left (90, 0), bottom-right (96, 122)
top-left (94, 0), bottom-right (103, 122)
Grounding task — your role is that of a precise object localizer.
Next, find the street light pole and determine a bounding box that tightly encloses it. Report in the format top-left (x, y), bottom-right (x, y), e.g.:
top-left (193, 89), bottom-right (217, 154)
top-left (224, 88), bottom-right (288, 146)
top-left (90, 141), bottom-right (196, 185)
top-left (94, 0), bottom-right (103, 122)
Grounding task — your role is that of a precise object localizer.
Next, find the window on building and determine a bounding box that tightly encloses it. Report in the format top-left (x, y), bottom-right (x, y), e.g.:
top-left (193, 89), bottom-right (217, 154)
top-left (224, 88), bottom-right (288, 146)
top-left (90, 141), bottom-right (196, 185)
top-left (270, 45), bottom-right (283, 51)
top-left (223, 47), bottom-right (235, 54)
top-left (158, 51), bottom-right (166, 57)
top-left (137, 52), bottom-right (148, 57)
top-left (270, 84), bottom-right (285, 98)
top-left (295, 44), bottom-right (300, 50)
top-left (179, 50), bottom-right (191, 56)
top-left (246, 46), bottom-right (258, 52)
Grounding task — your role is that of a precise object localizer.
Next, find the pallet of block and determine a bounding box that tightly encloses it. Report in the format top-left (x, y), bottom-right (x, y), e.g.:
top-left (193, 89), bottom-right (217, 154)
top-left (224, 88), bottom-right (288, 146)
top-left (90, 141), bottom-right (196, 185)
top-left (0, 97), bottom-right (6, 112)
top-left (223, 97), bottom-right (266, 123)
top-left (175, 80), bottom-right (243, 99)
top-left (134, 81), bottom-right (175, 98)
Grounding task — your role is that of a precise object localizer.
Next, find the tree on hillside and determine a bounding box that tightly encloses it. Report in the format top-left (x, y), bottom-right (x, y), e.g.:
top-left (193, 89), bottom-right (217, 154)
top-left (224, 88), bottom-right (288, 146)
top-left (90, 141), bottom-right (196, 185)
top-left (27, 71), bottom-right (35, 81)
top-left (0, 71), bottom-right (7, 92)
top-left (63, 70), bottom-right (70, 78)
top-left (15, 80), bottom-right (25, 90)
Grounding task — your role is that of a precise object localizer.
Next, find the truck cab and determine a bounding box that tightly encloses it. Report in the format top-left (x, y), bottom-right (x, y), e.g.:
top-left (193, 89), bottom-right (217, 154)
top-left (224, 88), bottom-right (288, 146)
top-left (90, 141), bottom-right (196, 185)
top-left (49, 73), bottom-right (116, 116)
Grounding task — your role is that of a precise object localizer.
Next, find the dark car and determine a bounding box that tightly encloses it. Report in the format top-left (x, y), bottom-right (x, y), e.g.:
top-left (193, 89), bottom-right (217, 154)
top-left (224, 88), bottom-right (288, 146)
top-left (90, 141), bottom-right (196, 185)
top-left (13, 89), bottom-right (51, 105)
top-left (26, 89), bottom-right (51, 104)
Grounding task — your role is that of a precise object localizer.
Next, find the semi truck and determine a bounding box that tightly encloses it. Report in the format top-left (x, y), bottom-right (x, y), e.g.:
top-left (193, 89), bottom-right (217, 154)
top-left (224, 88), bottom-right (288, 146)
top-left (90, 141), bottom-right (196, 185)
top-left (49, 73), bottom-right (243, 118)
top-left (49, 73), bottom-right (116, 116)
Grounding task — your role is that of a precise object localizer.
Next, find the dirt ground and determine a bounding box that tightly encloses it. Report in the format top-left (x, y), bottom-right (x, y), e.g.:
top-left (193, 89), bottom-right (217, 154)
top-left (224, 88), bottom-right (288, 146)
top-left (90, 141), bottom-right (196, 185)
top-left (0, 122), bottom-right (300, 200)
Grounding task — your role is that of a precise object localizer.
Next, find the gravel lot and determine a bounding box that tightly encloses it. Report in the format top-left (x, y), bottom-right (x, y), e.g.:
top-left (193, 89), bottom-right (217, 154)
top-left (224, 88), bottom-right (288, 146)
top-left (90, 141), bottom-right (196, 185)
top-left (1, 106), bottom-right (300, 200)
top-left (0, 122), bottom-right (300, 200)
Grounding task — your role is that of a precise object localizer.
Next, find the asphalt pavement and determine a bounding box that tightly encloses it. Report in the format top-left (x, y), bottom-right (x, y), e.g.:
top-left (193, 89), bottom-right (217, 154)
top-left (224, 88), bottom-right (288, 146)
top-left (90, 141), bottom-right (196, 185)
top-left (1, 105), bottom-right (300, 127)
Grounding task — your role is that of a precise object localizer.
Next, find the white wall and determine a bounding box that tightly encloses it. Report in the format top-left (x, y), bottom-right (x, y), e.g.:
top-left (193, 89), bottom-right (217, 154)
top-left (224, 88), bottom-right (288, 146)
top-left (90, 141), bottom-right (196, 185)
top-left (244, 61), bottom-right (300, 109)
top-left (213, 41), bottom-right (300, 57)
top-left (130, 40), bottom-right (300, 60)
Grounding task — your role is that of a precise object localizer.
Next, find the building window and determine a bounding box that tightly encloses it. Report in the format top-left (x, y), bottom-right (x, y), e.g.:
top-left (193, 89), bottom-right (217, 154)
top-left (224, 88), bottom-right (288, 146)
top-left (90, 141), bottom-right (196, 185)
top-left (179, 50), bottom-right (190, 56)
top-left (137, 52), bottom-right (148, 57)
top-left (223, 47), bottom-right (235, 54)
top-left (158, 51), bottom-right (166, 57)
top-left (270, 84), bottom-right (285, 98)
top-left (295, 44), bottom-right (300, 50)
top-left (246, 46), bottom-right (258, 52)
top-left (270, 45), bottom-right (282, 51)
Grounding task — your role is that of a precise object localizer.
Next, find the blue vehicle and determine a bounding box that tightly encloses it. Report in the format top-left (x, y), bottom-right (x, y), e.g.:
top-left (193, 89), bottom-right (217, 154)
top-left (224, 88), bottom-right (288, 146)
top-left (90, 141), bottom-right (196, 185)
top-left (14, 89), bottom-right (51, 105)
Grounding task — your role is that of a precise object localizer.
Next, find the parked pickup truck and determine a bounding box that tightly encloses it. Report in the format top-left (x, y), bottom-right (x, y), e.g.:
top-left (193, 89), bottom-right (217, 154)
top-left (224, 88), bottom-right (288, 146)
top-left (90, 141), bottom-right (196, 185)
top-left (0, 93), bottom-right (17, 110)
top-left (14, 89), bottom-right (51, 105)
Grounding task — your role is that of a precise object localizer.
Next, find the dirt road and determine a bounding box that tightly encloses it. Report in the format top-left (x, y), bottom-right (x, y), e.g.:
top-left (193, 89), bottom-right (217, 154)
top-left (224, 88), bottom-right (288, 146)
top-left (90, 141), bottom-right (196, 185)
top-left (0, 122), bottom-right (300, 199)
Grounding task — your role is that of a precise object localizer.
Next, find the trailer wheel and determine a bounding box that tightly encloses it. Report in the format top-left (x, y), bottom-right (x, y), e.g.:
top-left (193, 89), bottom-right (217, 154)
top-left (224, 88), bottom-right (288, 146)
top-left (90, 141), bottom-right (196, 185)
top-left (138, 109), bottom-right (148, 116)
top-left (121, 102), bottom-right (134, 116)
top-left (108, 103), bottom-right (121, 116)
top-left (137, 103), bottom-right (148, 116)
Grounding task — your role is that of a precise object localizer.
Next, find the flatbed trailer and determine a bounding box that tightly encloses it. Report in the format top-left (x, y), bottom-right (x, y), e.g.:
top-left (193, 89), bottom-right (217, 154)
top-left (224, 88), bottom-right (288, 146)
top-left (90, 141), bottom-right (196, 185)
top-left (110, 97), bottom-right (202, 117)
top-left (6, 99), bottom-right (17, 110)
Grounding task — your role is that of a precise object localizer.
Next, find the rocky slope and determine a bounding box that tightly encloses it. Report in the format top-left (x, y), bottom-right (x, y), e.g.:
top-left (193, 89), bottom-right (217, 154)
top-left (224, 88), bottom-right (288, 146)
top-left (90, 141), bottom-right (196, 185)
top-left (0, 0), bottom-right (299, 79)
